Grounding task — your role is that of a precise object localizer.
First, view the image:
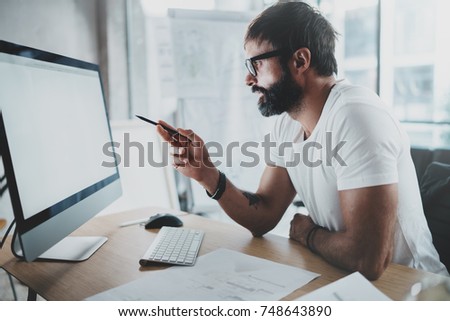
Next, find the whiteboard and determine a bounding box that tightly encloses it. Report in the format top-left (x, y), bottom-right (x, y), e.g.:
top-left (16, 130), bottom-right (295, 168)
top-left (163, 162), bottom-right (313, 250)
top-left (155, 9), bottom-right (277, 213)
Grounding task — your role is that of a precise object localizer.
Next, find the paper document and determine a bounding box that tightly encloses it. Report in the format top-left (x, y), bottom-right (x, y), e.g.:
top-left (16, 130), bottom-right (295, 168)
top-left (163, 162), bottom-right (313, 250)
top-left (296, 272), bottom-right (392, 301)
top-left (86, 248), bottom-right (319, 301)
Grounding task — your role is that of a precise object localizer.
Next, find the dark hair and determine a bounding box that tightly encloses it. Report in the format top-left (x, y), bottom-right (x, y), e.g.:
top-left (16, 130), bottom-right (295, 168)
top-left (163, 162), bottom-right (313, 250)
top-left (245, 2), bottom-right (338, 76)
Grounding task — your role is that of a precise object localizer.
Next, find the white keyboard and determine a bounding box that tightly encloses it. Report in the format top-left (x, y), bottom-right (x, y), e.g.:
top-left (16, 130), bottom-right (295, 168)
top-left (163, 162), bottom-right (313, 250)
top-left (139, 226), bottom-right (204, 266)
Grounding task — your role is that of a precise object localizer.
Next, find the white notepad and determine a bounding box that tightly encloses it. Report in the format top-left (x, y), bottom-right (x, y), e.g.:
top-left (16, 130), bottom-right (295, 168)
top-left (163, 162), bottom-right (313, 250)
top-left (296, 271), bottom-right (392, 301)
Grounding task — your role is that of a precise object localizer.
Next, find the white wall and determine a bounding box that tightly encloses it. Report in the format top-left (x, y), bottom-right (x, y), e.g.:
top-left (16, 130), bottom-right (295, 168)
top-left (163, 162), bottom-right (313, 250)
top-left (0, 0), bottom-right (99, 63)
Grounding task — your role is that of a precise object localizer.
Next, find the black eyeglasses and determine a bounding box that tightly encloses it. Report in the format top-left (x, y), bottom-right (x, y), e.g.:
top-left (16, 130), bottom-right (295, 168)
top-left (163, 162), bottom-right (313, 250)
top-left (244, 49), bottom-right (287, 77)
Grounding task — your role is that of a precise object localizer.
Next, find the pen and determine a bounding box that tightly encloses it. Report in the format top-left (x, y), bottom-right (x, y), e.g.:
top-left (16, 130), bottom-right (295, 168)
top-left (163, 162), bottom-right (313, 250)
top-left (135, 114), bottom-right (186, 139)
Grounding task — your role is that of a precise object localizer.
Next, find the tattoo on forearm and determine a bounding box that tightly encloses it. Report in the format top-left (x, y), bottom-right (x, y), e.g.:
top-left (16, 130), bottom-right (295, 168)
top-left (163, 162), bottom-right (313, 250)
top-left (242, 192), bottom-right (261, 209)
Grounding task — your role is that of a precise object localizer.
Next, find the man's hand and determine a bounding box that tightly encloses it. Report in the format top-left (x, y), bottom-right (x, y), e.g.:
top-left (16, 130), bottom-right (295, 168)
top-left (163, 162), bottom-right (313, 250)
top-left (156, 120), bottom-right (218, 192)
top-left (289, 213), bottom-right (317, 247)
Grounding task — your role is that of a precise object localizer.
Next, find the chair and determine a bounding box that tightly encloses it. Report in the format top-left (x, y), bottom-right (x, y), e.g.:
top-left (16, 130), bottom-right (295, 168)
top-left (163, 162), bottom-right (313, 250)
top-left (420, 161), bottom-right (450, 272)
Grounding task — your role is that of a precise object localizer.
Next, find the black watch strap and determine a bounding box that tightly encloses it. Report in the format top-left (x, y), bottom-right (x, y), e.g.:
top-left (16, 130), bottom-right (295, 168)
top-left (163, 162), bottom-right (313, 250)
top-left (206, 170), bottom-right (226, 200)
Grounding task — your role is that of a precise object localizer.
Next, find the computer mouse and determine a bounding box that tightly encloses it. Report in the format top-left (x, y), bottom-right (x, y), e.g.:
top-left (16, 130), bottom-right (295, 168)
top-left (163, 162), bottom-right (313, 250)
top-left (144, 213), bottom-right (183, 229)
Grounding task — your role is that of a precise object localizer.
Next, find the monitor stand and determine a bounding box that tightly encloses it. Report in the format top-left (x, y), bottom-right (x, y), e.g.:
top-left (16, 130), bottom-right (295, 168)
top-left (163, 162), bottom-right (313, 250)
top-left (14, 236), bottom-right (108, 262)
top-left (38, 236), bottom-right (108, 261)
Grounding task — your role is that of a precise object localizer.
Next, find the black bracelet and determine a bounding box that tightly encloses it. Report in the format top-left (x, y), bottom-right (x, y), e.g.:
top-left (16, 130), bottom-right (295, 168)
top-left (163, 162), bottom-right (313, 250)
top-left (306, 225), bottom-right (322, 254)
top-left (206, 170), bottom-right (226, 200)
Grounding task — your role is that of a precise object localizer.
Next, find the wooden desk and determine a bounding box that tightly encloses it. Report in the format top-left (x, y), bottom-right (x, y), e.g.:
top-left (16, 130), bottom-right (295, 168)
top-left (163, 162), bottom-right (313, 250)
top-left (0, 207), bottom-right (447, 301)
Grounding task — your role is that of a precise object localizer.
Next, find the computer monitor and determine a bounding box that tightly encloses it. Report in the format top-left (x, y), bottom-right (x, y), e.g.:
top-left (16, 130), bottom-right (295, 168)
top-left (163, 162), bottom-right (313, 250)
top-left (0, 40), bottom-right (122, 262)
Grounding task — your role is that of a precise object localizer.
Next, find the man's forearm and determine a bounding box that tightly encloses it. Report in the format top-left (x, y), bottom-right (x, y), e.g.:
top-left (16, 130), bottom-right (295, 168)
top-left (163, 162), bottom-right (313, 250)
top-left (216, 178), bottom-right (285, 236)
top-left (310, 227), bottom-right (392, 280)
top-left (197, 166), bottom-right (295, 237)
top-left (291, 185), bottom-right (397, 280)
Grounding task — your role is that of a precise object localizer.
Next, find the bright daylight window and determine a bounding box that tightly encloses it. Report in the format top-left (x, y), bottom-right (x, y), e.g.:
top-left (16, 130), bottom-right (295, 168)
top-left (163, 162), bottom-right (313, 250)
top-left (320, 0), bottom-right (450, 148)
top-left (132, 0), bottom-right (450, 148)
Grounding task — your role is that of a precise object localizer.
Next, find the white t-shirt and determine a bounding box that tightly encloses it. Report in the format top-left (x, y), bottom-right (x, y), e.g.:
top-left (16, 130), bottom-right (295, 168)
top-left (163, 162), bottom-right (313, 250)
top-left (270, 81), bottom-right (448, 275)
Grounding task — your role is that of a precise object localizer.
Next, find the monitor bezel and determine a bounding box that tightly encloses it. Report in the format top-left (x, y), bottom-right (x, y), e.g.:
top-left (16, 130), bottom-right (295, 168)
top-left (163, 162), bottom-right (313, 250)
top-left (0, 40), bottom-right (121, 260)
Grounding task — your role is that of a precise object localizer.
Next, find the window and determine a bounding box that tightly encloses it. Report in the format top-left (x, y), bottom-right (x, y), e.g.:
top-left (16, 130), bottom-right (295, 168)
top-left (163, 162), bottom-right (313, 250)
top-left (320, 0), bottom-right (450, 148)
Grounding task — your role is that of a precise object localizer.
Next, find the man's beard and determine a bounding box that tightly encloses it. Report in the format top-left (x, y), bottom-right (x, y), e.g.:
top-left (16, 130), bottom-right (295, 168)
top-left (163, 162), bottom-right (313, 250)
top-left (252, 68), bottom-right (304, 117)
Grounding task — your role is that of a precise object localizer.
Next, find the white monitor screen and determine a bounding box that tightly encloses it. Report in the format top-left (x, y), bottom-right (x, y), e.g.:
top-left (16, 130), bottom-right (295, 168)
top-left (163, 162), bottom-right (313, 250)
top-left (0, 53), bottom-right (116, 220)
